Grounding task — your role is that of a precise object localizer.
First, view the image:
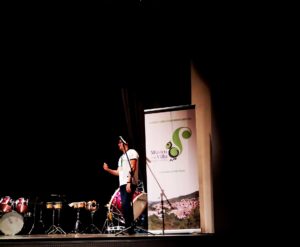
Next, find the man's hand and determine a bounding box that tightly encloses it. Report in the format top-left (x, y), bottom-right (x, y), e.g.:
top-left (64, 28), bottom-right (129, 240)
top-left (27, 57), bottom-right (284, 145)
top-left (126, 183), bottom-right (132, 193)
top-left (103, 162), bottom-right (109, 171)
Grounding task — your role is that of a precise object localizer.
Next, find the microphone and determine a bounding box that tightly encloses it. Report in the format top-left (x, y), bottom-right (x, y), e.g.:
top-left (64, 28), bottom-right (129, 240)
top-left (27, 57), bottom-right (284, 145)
top-left (119, 136), bottom-right (127, 144)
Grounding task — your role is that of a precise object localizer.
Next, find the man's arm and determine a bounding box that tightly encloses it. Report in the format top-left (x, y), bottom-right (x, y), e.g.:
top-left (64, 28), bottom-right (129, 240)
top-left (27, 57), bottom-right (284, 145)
top-left (127, 159), bottom-right (137, 182)
top-left (103, 162), bottom-right (119, 176)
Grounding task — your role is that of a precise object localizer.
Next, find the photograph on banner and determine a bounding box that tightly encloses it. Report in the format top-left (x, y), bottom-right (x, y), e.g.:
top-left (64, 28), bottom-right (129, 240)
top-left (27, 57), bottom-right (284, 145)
top-left (145, 106), bottom-right (201, 233)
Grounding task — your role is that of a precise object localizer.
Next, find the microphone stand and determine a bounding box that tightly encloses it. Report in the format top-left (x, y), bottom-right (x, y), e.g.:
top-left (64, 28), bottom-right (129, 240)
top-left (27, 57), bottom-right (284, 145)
top-left (123, 143), bottom-right (135, 184)
top-left (146, 159), bottom-right (173, 235)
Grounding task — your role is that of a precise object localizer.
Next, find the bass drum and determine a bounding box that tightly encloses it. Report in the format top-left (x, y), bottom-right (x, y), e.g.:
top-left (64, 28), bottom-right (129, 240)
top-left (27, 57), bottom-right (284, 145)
top-left (108, 188), bottom-right (147, 220)
top-left (132, 192), bottom-right (147, 221)
top-left (0, 211), bottom-right (24, 236)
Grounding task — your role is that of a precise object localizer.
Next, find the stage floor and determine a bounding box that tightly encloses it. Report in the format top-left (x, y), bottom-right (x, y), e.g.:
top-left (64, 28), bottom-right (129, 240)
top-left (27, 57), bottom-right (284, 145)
top-left (0, 232), bottom-right (168, 240)
top-left (0, 232), bottom-right (215, 247)
top-left (0, 232), bottom-right (208, 240)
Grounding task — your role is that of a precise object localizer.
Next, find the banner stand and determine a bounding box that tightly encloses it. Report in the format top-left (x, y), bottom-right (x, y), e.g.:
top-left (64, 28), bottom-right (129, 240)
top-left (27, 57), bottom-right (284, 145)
top-left (145, 105), bottom-right (201, 234)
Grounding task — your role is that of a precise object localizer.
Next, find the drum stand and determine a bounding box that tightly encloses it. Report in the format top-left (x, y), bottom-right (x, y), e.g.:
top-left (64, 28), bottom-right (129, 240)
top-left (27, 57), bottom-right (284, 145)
top-left (71, 208), bottom-right (83, 233)
top-left (45, 208), bottom-right (66, 234)
top-left (83, 211), bottom-right (101, 233)
top-left (29, 201), bottom-right (45, 234)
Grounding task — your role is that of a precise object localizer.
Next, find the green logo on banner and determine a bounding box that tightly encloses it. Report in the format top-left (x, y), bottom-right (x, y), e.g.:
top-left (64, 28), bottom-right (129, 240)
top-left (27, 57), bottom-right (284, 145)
top-left (166, 127), bottom-right (192, 160)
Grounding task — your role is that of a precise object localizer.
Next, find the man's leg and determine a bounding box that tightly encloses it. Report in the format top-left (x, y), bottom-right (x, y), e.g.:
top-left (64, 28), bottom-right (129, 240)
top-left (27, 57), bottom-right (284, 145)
top-left (120, 184), bottom-right (136, 233)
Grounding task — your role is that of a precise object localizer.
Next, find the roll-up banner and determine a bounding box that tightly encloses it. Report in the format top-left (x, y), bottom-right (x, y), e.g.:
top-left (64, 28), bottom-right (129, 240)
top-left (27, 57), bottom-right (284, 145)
top-left (144, 105), bottom-right (201, 234)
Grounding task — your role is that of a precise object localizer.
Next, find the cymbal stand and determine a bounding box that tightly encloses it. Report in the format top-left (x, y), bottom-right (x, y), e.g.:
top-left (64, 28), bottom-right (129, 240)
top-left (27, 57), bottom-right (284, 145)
top-left (29, 201), bottom-right (46, 234)
top-left (111, 205), bottom-right (125, 224)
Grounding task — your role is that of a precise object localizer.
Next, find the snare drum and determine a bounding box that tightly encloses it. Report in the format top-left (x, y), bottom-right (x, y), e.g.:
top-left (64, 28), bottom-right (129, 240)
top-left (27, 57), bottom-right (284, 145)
top-left (0, 211), bottom-right (24, 236)
top-left (0, 196), bottom-right (14, 213)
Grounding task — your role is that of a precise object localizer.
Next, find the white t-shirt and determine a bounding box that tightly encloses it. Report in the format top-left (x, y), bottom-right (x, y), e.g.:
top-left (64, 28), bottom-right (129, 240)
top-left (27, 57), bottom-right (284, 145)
top-left (118, 149), bottom-right (139, 186)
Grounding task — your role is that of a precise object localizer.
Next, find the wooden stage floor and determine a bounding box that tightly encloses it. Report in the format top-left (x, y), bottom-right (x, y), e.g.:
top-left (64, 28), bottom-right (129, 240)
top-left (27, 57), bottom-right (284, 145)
top-left (0, 233), bottom-right (215, 247)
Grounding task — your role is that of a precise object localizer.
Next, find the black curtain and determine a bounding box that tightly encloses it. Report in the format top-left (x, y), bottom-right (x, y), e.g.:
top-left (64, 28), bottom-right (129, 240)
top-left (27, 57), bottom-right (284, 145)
top-left (120, 88), bottom-right (147, 191)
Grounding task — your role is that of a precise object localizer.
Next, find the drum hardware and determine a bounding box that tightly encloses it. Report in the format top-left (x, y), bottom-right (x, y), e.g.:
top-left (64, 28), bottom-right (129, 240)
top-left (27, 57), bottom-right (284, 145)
top-left (69, 202), bottom-right (86, 233)
top-left (45, 201), bottom-right (66, 234)
top-left (28, 200), bottom-right (45, 235)
top-left (82, 200), bottom-right (101, 234)
top-left (108, 211), bottom-right (113, 221)
top-left (24, 211), bottom-right (32, 217)
top-left (104, 199), bottom-right (125, 226)
top-left (109, 205), bottom-right (125, 224)
top-left (102, 207), bottom-right (124, 234)
top-left (107, 225), bottom-right (125, 234)
top-left (105, 208), bottom-right (124, 223)
top-left (104, 188), bottom-right (125, 225)
top-left (102, 198), bottom-right (124, 234)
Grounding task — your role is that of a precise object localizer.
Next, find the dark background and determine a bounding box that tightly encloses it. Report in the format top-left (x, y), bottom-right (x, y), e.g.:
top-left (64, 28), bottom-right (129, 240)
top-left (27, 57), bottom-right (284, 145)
top-left (0, 2), bottom-right (260, 239)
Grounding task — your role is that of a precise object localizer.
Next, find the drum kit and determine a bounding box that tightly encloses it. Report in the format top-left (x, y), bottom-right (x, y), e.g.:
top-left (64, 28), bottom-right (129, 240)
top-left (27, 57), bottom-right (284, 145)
top-left (0, 187), bottom-right (148, 236)
top-left (0, 196), bottom-right (29, 236)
